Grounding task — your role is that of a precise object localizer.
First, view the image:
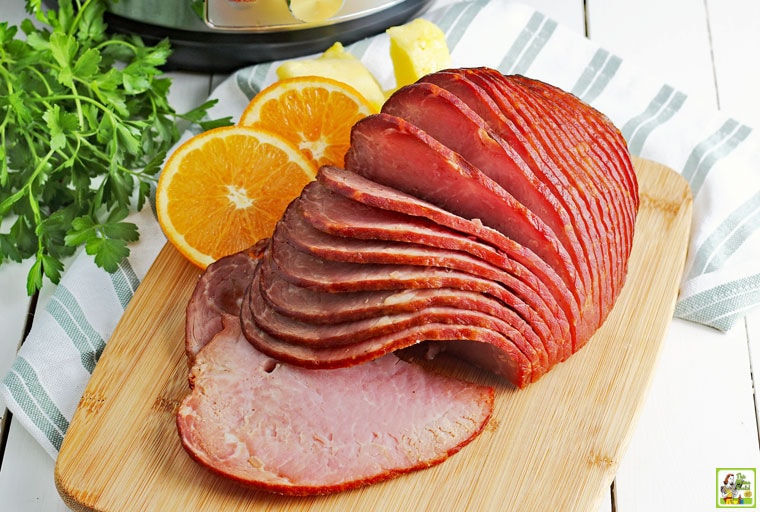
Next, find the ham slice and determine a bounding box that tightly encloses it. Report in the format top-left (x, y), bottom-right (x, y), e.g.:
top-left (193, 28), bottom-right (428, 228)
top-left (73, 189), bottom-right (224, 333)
top-left (404, 73), bottom-right (606, 342)
top-left (504, 73), bottom-right (638, 302)
top-left (458, 70), bottom-right (613, 321)
top-left (177, 249), bottom-right (495, 496)
top-left (381, 81), bottom-right (594, 317)
top-left (185, 243), bottom-right (264, 362)
top-left (255, 238), bottom-right (548, 378)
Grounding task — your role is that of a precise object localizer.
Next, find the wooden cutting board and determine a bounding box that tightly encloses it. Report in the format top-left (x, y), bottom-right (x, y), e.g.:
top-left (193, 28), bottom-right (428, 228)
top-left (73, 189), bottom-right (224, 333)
top-left (55, 157), bottom-right (692, 512)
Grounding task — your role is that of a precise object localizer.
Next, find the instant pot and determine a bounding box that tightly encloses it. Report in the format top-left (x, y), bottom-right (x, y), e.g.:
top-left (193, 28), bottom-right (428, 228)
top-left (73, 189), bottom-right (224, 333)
top-left (44, 0), bottom-right (434, 72)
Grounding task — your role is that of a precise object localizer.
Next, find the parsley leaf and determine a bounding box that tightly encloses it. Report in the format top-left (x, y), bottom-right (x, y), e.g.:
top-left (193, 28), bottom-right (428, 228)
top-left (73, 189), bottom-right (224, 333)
top-left (0, 0), bottom-right (232, 295)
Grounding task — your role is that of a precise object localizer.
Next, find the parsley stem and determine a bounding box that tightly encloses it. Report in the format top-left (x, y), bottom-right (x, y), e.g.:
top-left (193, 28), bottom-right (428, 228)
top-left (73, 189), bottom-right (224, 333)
top-left (0, 147), bottom-right (54, 216)
top-left (33, 92), bottom-right (107, 109)
top-left (69, 0), bottom-right (94, 37)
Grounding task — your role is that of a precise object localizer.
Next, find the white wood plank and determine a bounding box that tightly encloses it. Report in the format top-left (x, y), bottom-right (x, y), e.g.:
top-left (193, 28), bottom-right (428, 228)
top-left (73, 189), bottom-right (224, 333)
top-left (585, 0), bottom-right (717, 109)
top-left (0, 421), bottom-right (69, 511)
top-left (614, 319), bottom-right (760, 511)
top-left (0, 260), bottom-right (33, 413)
top-left (597, 492), bottom-right (612, 512)
top-left (211, 73), bottom-right (231, 92)
top-left (166, 71), bottom-right (217, 116)
top-left (707, 0), bottom-right (760, 126)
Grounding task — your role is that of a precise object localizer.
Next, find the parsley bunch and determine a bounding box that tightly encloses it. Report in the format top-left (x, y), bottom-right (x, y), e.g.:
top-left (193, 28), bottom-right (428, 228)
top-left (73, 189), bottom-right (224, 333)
top-left (0, 0), bottom-right (229, 294)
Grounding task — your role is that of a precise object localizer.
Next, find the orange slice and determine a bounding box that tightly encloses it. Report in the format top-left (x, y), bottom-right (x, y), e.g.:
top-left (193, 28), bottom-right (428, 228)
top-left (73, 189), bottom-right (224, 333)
top-left (156, 125), bottom-right (317, 268)
top-left (238, 76), bottom-right (376, 169)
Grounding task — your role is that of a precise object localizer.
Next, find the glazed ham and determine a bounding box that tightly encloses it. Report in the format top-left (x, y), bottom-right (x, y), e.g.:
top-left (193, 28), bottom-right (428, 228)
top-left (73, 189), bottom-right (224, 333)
top-left (241, 70), bottom-right (637, 371)
top-left (177, 67), bottom-right (639, 495)
top-left (177, 251), bottom-right (494, 496)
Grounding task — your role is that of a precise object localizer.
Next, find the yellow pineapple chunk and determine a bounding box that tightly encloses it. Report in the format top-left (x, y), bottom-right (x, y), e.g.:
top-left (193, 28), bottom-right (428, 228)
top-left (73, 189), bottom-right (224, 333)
top-left (387, 18), bottom-right (451, 89)
top-left (276, 42), bottom-right (384, 112)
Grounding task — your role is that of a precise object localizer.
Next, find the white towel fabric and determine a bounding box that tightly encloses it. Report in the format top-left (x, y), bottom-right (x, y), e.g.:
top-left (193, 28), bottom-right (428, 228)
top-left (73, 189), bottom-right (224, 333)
top-left (3, 0), bottom-right (760, 460)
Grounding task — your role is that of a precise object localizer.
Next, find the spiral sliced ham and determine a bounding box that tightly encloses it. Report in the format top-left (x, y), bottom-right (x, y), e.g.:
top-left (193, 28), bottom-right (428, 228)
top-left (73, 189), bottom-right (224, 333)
top-left (240, 69), bottom-right (637, 373)
top-left (178, 67), bottom-right (639, 496)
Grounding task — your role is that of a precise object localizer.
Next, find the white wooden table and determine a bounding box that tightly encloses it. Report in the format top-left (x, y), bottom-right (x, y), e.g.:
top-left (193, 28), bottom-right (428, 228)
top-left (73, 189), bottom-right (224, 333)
top-left (1, 1), bottom-right (759, 510)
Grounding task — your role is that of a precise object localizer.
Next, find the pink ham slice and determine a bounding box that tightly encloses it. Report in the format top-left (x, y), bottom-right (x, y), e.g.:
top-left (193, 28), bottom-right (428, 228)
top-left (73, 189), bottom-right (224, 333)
top-left (177, 248), bottom-right (495, 496)
top-left (185, 243), bottom-right (264, 362)
top-left (437, 69), bottom-right (636, 336)
top-left (297, 179), bottom-right (571, 353)
top-left (400, 74), bottom-right (605, 343)
top-left (508, 74), bottom-right (638, 206)
top-left (454, 69), bottom-right (614, 323)
top-left (257, 253), bottom-right (556, 377)
top-left (247, 265), bottom-right (538, 384)
top-left (504, 73), bottom-right (638, 302)
top-left (258, 260), bottom-right (546, 360)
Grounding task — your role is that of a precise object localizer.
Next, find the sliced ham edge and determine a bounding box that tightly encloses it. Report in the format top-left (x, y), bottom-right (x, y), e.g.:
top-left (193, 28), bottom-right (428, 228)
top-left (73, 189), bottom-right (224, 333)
top-left (252, 239), bottom-right (545, 380)
top-left (416, 70), bottom-right (610, 337)
top-left (381, 80), bottom-right (594, 349)
top-left (276, 193), bottom-right (566, 364)
top-left (242, 272), bottom-right (534, 387)
top-left (316, 164), bottom-right (584, 349)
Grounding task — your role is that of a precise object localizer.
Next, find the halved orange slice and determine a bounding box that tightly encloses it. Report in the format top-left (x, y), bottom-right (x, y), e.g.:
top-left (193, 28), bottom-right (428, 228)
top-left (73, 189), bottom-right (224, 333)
top-left (238, 76), bottom-right (375, 169)
top-left (156, 125), bottom-right (317, 268)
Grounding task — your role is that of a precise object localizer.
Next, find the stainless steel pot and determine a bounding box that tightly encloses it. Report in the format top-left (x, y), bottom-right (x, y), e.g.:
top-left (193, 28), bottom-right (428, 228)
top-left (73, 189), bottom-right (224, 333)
top-left (92, 0), bottom-right (434, 72)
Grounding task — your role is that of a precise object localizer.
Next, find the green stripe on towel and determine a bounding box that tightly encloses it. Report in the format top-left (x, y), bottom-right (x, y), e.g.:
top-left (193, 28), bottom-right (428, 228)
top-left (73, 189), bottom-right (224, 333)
top-left (571, 48), bottom-right (622, 104)
top-left (236, 62), bottom-right (275, 100)
top-left (675, 273), bottom-right (760, 331)
top-left (622, 85), bottom-right (687, 154)
top-left (687, 191), bottom-right (760, 278)
top-left (3, 357), bottom-right (69, 450)
top-left (499, 12), bottom-right (557, 74)
top-left (46, 286), bottom-right (105, 373)
top-left (430, 0), bottom-right (488, 52)
top-left (682, 119), bottom-right (752, 193)
top-left (110, 259), bottom-right (139, 310)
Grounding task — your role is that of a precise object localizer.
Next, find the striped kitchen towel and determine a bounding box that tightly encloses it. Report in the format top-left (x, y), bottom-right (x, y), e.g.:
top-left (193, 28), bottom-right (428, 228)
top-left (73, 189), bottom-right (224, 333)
top-left (2, 0), bottom-right (760, 460)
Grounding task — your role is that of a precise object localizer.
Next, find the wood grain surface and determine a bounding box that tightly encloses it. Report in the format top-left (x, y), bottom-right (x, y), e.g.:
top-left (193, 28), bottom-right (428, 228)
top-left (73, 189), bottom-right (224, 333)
top-left (54, 157), bottom-right (692, 512)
